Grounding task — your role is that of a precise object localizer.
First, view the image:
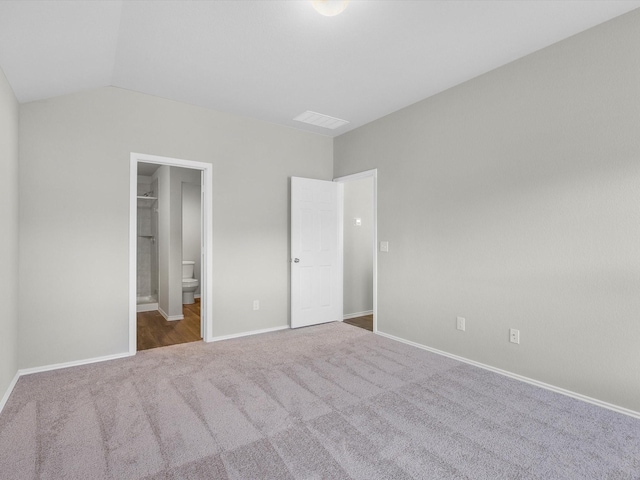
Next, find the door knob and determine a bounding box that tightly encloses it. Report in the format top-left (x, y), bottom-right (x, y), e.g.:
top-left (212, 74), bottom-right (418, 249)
top-left (293, 258), bottom-right (300, 263)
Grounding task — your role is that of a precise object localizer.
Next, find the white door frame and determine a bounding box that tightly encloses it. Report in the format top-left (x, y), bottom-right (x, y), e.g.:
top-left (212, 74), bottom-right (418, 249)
top-left (333, 169), bottom-right (378, 333)
top-left (129, 152), bottom-right (214, 354)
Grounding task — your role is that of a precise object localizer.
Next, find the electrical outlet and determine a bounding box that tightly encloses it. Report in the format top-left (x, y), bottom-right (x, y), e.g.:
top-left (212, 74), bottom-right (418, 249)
top-left (253, 300), bottom-right (259, 311)
top-left (456, 316), bottom-right (465, 331)
top-left (509, 328), bottom-right (520, 344)
top-left (380, 241), bottom-right (389, 252)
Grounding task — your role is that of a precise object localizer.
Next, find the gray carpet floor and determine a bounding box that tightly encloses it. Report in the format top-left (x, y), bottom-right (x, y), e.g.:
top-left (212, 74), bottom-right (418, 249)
top-left (1, 322), bottom-right (639, 479)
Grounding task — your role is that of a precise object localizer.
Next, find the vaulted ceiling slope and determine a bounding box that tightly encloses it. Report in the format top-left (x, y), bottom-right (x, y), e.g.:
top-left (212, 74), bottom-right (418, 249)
top-left (1, 1), bottom-right (638, 136)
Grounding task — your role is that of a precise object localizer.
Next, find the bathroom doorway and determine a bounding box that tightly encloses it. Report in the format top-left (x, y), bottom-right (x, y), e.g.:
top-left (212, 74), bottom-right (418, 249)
top-left (129, 153), bottom-right (213, 353)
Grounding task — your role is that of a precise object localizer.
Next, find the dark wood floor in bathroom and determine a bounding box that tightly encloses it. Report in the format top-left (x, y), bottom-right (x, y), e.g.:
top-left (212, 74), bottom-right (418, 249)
top-left (343, 314), bottom-right (373, 332)
top-left (137, 299), bottom-right (201, 351)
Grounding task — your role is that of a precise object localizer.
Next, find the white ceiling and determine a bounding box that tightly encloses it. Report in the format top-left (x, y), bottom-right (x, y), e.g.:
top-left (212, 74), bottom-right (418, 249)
top-left (1, 0), bottom-right (638, 137)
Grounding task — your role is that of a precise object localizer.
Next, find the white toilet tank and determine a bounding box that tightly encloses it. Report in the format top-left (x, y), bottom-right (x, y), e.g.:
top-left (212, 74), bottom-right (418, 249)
top-left (182, 260), bottom-right (195, 278)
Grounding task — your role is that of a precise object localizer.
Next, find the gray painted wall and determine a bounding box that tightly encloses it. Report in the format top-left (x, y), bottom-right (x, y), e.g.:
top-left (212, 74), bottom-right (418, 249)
top-left (156, 166), bottom-right (173, 316)
top-left (334, 10), bottom-right (640, 412)
top-left (343, 177), bottom-right (373, 316)
top-left (169, 167), bottom-right (200, 315)
top-left (182, 181), bottom-right (202, 296)
top-left (157, 165), bottom-right (200, 318)
top-left (0, 68), bottom-right (19, 401)
top-left (18, 86), bottom-right (333, 368)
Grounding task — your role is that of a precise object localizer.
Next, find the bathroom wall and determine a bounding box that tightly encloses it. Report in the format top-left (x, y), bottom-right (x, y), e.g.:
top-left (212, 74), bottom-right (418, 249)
top-left (136, 175), bottom-right (154, 299)
top-left (20, 84), bottom-right (332, 369)
top-left (334, 10), bottom-right (640, 412)
top-left (168, 167), bottom-right (200, 316)
top-left (156, 166), bottom-right (174, 318)
top-left (343, 177), bottom-right (374, 317)
top-left (182, 181), bottom-right (202, 295)
top-left (150, 178), bottom-right (159, 300)
top-left (143, 165), bottom-right (201, 315)
top-left (156, 166), bottom-right (201, 317)
top-left (0, 66), bottom-right (19, 407)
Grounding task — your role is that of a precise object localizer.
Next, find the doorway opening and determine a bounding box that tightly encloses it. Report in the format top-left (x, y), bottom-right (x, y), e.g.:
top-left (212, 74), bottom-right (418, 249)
top-left (129, 153), bottom-right (213, 354)
top-left (335, 169), bottom-right (377, 333)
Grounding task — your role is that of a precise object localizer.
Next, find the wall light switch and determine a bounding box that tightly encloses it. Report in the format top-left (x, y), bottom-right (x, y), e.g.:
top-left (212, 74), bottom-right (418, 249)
top-left (380, 241), bottom-right (389, 252)
top-left (456, 316), bottom-right (465, 331)
top-left (253, 300), bottom-right (259, 311)
top-left (354, 217), bottom-right (362, 226)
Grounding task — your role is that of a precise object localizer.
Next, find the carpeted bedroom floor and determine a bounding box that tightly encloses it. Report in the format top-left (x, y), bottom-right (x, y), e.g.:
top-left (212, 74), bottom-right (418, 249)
top-left (0, 322), bottom-right (638, 479)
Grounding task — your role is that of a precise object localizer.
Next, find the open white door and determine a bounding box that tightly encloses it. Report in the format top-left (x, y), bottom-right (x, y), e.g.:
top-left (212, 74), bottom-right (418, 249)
top-left (291, 177), bottom-right (342, 328)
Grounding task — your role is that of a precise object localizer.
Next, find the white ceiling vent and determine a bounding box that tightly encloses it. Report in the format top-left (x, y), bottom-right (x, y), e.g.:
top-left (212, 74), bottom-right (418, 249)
top-left (293, 111), bottom-right (349, 130)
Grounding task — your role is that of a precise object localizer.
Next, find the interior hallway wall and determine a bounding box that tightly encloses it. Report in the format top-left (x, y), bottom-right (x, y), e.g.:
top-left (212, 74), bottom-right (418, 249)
top-left (334, 10), bottom-right (640, 412)
top-left (18, 86), bottom-right (333, 368)
top-left (343, 177), bottom-right (373, 317)
top-left (0, 67), bottom-right (19, 405)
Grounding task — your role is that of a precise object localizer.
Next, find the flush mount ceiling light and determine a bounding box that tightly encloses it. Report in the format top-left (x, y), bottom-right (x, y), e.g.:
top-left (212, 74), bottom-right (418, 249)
top-left (311, 0), bottom-right (350, 17)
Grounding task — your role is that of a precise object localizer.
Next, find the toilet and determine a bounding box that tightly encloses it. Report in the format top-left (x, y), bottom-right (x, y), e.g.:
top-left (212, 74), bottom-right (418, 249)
top-left (182, 260), bottom-right (199, 305)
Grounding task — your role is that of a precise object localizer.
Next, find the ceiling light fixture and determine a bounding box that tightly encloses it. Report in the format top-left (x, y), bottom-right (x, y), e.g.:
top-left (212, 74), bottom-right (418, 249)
top-left (311, 0), bottom-right (350, 17)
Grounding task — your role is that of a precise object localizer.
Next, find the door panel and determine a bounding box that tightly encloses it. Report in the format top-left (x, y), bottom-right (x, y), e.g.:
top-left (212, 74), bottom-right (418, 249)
top-left (291, 177), bottom-right (342, 328)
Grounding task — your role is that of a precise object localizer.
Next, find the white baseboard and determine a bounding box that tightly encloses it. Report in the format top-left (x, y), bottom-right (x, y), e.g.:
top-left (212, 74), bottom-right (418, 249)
top-left (343, 310), bottom-right (373, 320)
top-left (0, 371), bottom-right (21, 415)
top-left (0, 351), bottom-right (133, 415)
top-left (209, 325), bottom-right (288, 343)
top-left (19, 351), bottom-right (134, 377)
top-left (136, 302), bottom-right (158, 313)
top-left (376, 330), bottom-right (640, 420)
top-left (158, 307), bottom-right (183, 321)
top-left (2, 325), bottom-right (288, 411)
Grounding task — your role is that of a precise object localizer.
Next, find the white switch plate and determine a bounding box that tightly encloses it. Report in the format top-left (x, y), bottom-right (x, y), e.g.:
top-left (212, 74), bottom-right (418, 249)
top-left (509, 328), bottom-right (520, 344)
top-left (456, 316), bottom-right (465, 331)
top-left (354, 217), bottom-right (362, 226)
top-left (380, 241), bottom-right (389, 252)
top-left (253, 300), bottom-right (259, 311)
